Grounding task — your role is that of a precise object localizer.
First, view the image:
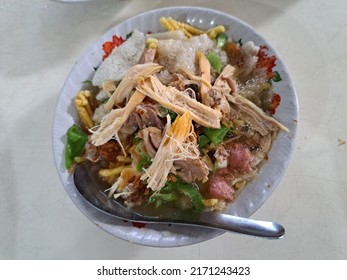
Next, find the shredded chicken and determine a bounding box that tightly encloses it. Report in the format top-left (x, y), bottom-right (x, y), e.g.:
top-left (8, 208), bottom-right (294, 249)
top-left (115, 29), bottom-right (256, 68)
top-left (259, 133), bottom-right (272, 153)
top-left (196, 50), bottom-right (212, 105)
top-left (104, 63), bottom-right (162, 111)
top-left (141, 112), bottom-right (199, 191)
top-left (106, 167), bottom-right (139, 198)
top-left (229, 94), bottom-right (288, 135)
top-left (90, 90), bottom-right (145, 153)
top-left (202, 65), bottom-right (238, 116)
top-left (135, 102), bottom-right (164, 129)
top-left (214, 64), bottom-right (237, 96)
top-left (135, 75), bottom-right (222, 128)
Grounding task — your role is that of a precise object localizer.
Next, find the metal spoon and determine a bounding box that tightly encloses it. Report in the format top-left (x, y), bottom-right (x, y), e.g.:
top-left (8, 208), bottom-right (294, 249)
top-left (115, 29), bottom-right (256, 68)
top-left (73, 162), bottom-right (285, 239)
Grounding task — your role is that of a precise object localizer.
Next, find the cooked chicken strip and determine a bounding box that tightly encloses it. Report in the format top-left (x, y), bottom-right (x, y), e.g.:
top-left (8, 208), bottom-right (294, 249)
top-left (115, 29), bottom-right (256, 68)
top-left (141, 112), bottom-right (198, 191)
top-left (230, 94), bottom-right (288, 135)
top-left (91, 90), bottom-right (145, 153)
top-left (104, 63), bottom-right (162, 111)
top-left (135, 75), bottom-right (221, 128)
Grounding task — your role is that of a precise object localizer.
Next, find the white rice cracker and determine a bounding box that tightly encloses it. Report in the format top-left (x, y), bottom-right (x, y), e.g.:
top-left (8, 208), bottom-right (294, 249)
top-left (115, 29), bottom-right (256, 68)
top-left (93, 29), bottom-right (146, 87)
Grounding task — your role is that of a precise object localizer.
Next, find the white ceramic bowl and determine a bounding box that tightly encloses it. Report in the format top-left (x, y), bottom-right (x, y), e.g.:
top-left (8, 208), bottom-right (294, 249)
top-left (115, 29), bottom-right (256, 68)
top-left (52, 6), bottom-right (298, 247)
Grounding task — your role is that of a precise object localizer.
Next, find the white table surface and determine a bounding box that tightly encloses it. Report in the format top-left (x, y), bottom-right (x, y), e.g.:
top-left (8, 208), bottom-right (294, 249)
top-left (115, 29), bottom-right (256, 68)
top-left (0, 0), bottom-right (346, 260)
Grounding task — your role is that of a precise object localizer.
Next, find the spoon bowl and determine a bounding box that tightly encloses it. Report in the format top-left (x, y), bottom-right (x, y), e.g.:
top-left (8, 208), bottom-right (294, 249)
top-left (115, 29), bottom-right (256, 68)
top-left (73, 162), bottom-right (285, 239)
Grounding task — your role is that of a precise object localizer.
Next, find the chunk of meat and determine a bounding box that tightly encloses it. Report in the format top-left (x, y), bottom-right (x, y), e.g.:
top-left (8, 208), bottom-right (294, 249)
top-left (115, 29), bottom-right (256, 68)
top-left (138, 127), bottom-right (162, 157)
top-left (97, 140), bottom-right (122, 163)
top-left (119, 113), bottom-right (139, 136)
top-left (135, 102), bottom-right (164, 129)
top-left (203, 65), bottom-right (237, 115)
top-left (118, 113), bottom-right (140, 147)
top-left (214, 146), bottom-right (229, 169)
top-left (226, 143), bottom-right (254, 173)
top-left (182, 87), bottom-right (197, 100)
top-left (85, 141), bottom-right (100, 162)
top-left (206, 87), bottom-right (230, 115)
top-left (167, 73), bottom-right (187, 91)
top-left (173, 158), bottom-right (209, 183)
top-left (208, 174), bottom-right (235, 201)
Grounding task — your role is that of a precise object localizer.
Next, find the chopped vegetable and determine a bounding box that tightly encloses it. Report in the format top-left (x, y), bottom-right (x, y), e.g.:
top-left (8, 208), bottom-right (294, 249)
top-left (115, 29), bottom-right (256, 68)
top-left (160, 106), bottom-right (177, 122)
top-left (126, 31), bottom-right (133, 39)
top-left (201, 125), bottom-right (230, 145)
top-left (198, 134), bottom-right (211, 148)
top-left (176, 182), bottom-right (205, 211)
top-left (149, 176), bottom-right (205, 211)
top-left (149, 185), bottom-right (179, 207)
top-left (272, 71), bottom-right (282, 82)
top-left (101, 97), bottom-right (110, 104)
top-left (132, 139), bottom-right (152, 172)
top-left (215, 32), bottom-right (228, 48)
top-left (65, 124), bottom-right (88, 169)
top-left (207, 52), bottom-right (222, 73)
top-left (136, 153), bottom-right (152, 172)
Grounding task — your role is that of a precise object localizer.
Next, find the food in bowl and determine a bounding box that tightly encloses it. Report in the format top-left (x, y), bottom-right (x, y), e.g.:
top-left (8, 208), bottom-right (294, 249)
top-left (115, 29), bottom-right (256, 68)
top-left (65, 17), bottom-right (288, 213)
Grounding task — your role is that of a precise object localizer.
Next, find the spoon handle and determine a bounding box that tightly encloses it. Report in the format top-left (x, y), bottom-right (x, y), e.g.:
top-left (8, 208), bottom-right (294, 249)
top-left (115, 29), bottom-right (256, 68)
top-left (169, 212), bottom-right (285, 239)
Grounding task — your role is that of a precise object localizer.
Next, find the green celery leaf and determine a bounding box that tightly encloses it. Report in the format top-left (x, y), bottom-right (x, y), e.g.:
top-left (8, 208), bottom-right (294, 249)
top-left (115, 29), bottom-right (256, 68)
top-left (176, 183), bottom-right (205, 212)
top-left (136, 153), bottom-right (152, 172)
top-left (201, 125), bottom-right (230, 145)
top-left (198, 134), bottom-right (211, 148)
top-left (216, 32), bottom-right (228, 48)
top-left (272, 71), bottom-right (282, 82)
top-left (65, 124), bottom-right (88, 169)
top-left (207, 52), bottom-right (222, 74)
